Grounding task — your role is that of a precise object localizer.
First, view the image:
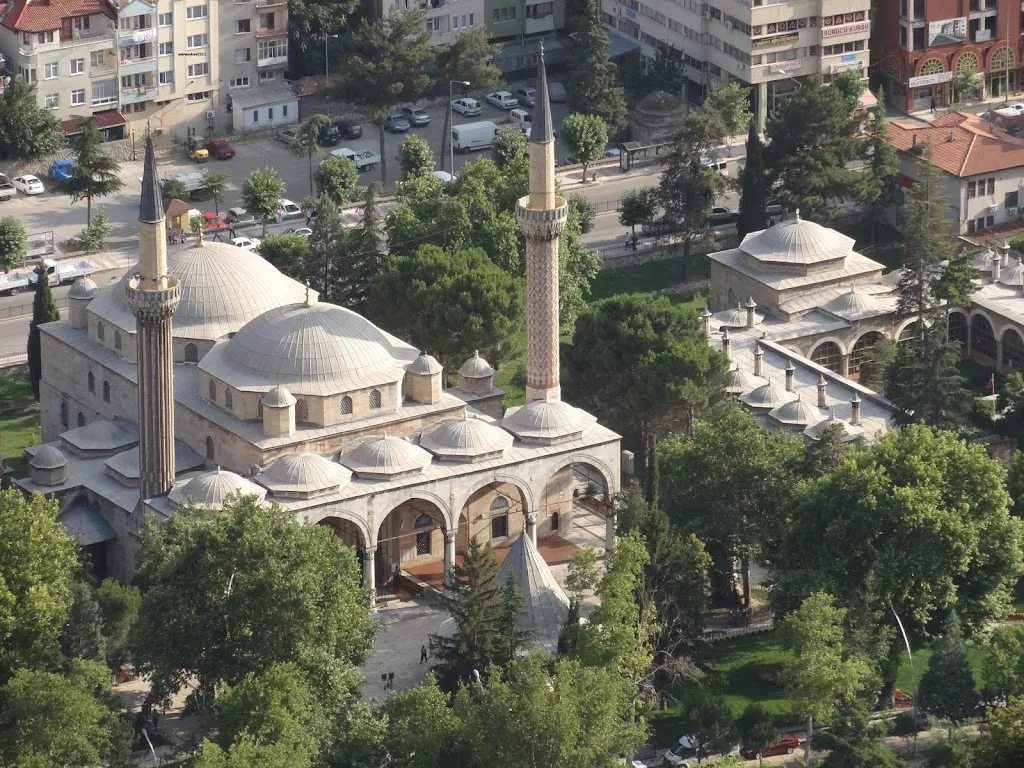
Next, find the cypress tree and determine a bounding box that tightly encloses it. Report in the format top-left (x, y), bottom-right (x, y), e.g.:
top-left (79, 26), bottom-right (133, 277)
top-left (918, 613), bottom-right (978, 727)
top-left (736, 120), bottom-right (767, 240)
top-left (27, 266), bottom-right (60, 401)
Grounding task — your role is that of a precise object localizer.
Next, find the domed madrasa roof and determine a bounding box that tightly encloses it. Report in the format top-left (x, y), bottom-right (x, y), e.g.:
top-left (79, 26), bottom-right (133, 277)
top-left (261, 386), bottom-right (297, 408)
top-left (712, 304), bottom-right (749, 329)
top-left (199, 297), bottom-right (416, 396)
top-left (725, 363), bottom-right (764, 395)
top-left (501, 400), bottom-right (596, 444)
top-left (30, 445), bottom-right (67, 470)
top-left (168, 467), bottom-right (267, 510)
top-left (739, 211), bottom-right (855, 267)
top-left (823, 286), bottom-right (881, 318)
top-left (87, 241), bottom-right (308, 341)
top-left (459, 350), bottom-right (494, 378)
top-left (338, 435), bottom-right (433, 479)
top-left (69, 276), bottom-right (98, 299)
top-left (258, 453), bottom-right (352, 496)
top-left (407, 353), bottom-right (443, 376)
top-left (739, 377), bottom-right (796, 410)
top-left (420, 415), bottom-right (514, 461)
top-left (1000, 257), bottom-right (1024, 287)
top-left (769, 393), bottom-right (826, 427)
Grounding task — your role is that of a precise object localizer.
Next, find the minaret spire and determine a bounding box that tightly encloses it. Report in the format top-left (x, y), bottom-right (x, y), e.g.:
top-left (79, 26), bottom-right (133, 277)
top-left (516, 42), bottom-right (569, 402)
top-left (137, 133), bottom-right (169, 291)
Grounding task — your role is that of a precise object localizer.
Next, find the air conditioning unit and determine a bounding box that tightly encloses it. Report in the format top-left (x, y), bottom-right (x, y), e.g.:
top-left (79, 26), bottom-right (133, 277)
top-left (738, 62), bottom-right (746, 70)
top-left (205, 110), bottom-right (215, 119)
top-left (989, 203), bottom-right (999, 213)
top-left (725, 20), bottom-right (732, 29)
top-left (1010, 206), bottom-right (1019, 216)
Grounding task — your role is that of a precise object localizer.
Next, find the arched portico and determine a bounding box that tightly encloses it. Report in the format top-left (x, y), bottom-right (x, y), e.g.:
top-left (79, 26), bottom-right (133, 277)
top-left (541, 458), bottom-right (617, 551)
top-left (317, 515), bottom-right (373, 589)
top-left (376, 497), bottom-right (450, 597)
top-left (1001, 326), bottom-right (1024, 372)
top-left (456, 481), bottom-right (530, 554)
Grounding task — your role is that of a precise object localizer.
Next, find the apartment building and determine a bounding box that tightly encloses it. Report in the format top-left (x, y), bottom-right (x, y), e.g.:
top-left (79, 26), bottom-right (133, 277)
top-left (600, 0), bottom-right (871, 126)
top-left (484, 0), bottom-right (564, 40)
top-left (872, 0), bottom-right (1022, 113)
top-left (373, 0), bottom-right (486, 46)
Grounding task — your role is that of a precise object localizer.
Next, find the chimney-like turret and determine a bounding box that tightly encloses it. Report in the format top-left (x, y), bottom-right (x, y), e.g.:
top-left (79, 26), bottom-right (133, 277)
top-left (721, 327), bottom-right (731, 360)
top-left (753, 343), bottom-right (763, 377)
top-left (993, 250), bottom-right (1002, 282)
top-left (785, 358), bottom-right (795, 391)
top-left (817, 374), bottom-right (827, 408)
top-left (1001, 239), bottom-right (1011, 268)
top-left (850, 391), bottom-right (861, 426)
top-left (744, 296), bottom-right (757, 328)
top-left (700, 306), bottom-right (712, 337)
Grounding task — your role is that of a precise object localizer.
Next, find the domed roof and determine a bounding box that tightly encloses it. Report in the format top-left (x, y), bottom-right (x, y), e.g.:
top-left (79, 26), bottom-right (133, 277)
top-left (202, 300), bottom-right (409, 395)
top-left (726, 364), bottom-right (764, 395)
top-left (739, 378), bottom-right (796, 410)
top-left (259, 453), bottom-right (351, 495)
top-left (803, 412), bottom-right (852, 440)
top-left (68, 276), bottom-right (98, 299)
top-left (168, 468), bottom-right (267, 510)
top-left (261, 386), bottom-right (296, 408)
top-left (31, 445), bottom-right (67, 469)
top-left (769, 393), bottom-right (826, 427)
top-left (501, 400), bottom-right (596, 443)
top-left (823, 286), bottom-right (880, 317)
top-left (1000, 257), bottom-right (1024, 286)
top-left (420, 416), bottom-right (514, 460)
top-left (89, 242), bottom-right (308, 340)
top-left (739, 212), bottom-right (855, 266)
top-left (712, 304), bottom-right (749, 329)
top-left (338, 435), bottom-right (433, 478)
top-left (407, 353), bottom-right (443, 375)
top-left (459, 350), bottom-right (494, 378)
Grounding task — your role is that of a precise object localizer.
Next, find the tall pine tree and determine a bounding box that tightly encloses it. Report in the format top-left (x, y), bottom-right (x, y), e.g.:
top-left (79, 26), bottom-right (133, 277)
top-left (736, 120), bottom-right (768, 240)
top-left (27, 266), bottom-right (60, 400)
top-left (858, 88), bottom-right (899, 245)
top-left (567, 0), bottom-right (627, 132)
top-left (918, 613), bottom-right (977, 727)
top-left (342, 182), bottom-right (386, 309)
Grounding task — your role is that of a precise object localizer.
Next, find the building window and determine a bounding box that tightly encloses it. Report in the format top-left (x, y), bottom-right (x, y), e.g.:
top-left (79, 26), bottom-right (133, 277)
top-left (102, 381), bottom-right (110, 403)
top-left (88, 372), bottom-right (95, 393)
top-left (206, 436), bottom-right (215, 460)
top-left (71, 89), bottom-right (85, 105)
top-left (1007, 191), bottom-right (1019, 209)
top-left (97, 321), bottom-right (105, 341)
top-left (898, 321), bottom-right (921, 344)
top-left (158, 11), bottom-right (173, 25)
top-left (550, 511), bottom-right (559, 531)
top-left (252, 109), bottom-right (259, 123)
top-left (235, 19), bottom-right (250, 33)
top-left (208, 380), bottom-right (217, 402)
top-left (968, 181), bottom-right (977, 198)
top-left (268, 107), bottom-right (274, 119)
top-left (229, 77), bottom-right (249, 89)
top-left (186, 4), bottom-right (208, 19)
top-left (90, 51), bottom-right (105, 67)
top-left (490, 496), bottom-right (509, 539)
top-left (70, 58), bottom-right (84, 75)
top-left (44, 93), bottom-right (58, 109)
top-left (44, 62), bottom-right (58, 79)
top-left (971, 314), bottom-right (997, 358)
top-left (526, 2), bottom-right (553, 18)
top-left (159, 70), bottom-right (174, 85)
top-left (159, 42), bottom-right (173, 55)
top-left (283, 104), bottom-right (288, 117)
top-left (948, 313), bottom-right (968, 346)
top-left (295, 398), bottom-right (309, 423)
top-left (235, 47), bottom-right (251, 63)
top-left (186, 34), bottom-right (208, 49)
top-left (340, 395), bottom-right (352, 414)
top-left (114, 331), bottom-right (122, 351)
top-left (811, 341), bottom-right (843, 373)
top-left (257, 39), bottom-right (286, 60)
top-left (187, 62), bottom-right (209, 78)
top-left (186, 91), bottom-right (212, 102)
top-left (414, 513), bottom-right (433, 555)
top-left (259, 11), bottom-right (275, 28)
top-left (369, 389), bottom-right (382, 409)
top-left (988, 178), bottom-right (996, 195)
top-left (848, 331), bottom-right (883, 377)
top-left (77, 412), bottom-right (85, 427)
top-left (184, 343), bottom-right (198, 362)
top-left (225, 390), bottom-right (233, 410)
top-left (425, 16), bottom-right (440, 32)
top-left (60, 401), bottom-right (68, 428)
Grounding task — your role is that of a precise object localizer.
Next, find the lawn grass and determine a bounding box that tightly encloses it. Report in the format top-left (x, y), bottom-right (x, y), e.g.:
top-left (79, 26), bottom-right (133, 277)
top-left (893, 643), bottom-right (988, 693)
top-left (589, 255), bottom-right (711, 303)
top-left (0, 373), bottom-right (39, 476)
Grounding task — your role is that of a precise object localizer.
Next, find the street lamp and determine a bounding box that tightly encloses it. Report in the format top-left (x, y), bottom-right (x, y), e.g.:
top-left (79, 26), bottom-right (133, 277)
top-left (448, 79), bottom-right (470, 174)
top-left (890, 601), bottom-right (920, 757)
top-left (324, 34), bottom-right (339, 86)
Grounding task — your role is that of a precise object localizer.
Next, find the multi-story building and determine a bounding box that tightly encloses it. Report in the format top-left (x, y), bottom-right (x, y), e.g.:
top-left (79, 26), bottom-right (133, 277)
top-left (600, 0), bottom-right (872, 126)
top-left (373, 0), bottom-right (487, 46)
top-left (872, 0), bottom-right (1021, 114)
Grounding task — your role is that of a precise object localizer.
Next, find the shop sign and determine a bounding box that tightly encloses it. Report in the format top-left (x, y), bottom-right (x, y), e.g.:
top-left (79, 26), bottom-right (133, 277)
top-left (908, 70), bottom-right (953, 88)
top-left (625, 9), bottom-right (636, 18)
top-left (752, 32), bottom-right (800, 49)
top-left (927, 17), bottom-right (967, 46)
top-left (821, 21), bottom-right (870, 38)
top-left (770, 61), bottom-right (803, 73)
top-left (831, 61), bottom-right (861, 74)
top-left (842, 53), bottom-right (858, 62)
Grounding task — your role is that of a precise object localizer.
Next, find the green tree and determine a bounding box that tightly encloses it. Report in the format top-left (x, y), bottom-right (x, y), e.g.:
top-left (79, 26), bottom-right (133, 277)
top-left (203, 170), bottom-right (230, 217)
top-left (260, 233), bottom-right (311, 278)
top-left (703, 82), bottom-right (752, 147)
top-left (193, 734), bottom-right (308, 768)
top-left (858, 336), bottom-right (897, 393)
top-left (658, 110), bottom-right (727, 281)
top-left (0, 216), bottom-right (28, 272)
top-left (562, 113), bottom-right (608, 182)
top-left (564, 293), bottom-right (730, 484)
top-left (800, 420), bottom-right (854, 479)
top-left (619, 187), bottom-right (658, 238)
top-left (161, 177), bottom-right (190, 202)
top-left (290, 115), bottom-right (332, 197)
top-left (95, 579), bottom-right (140, 671)
top-left (0, 490), bottom-right (78, 683)
top-left (886, 324), bottom-right (973, 430)
top-left (0, 80), bottom-right (65, 160)
top-left (57, 119), bottom-right (124, 224)
top-left (1008, 451), bottom-right (1024, 519)
top-left (314, 154), bottom-right (358, 205)
top-left (379, 675), bottom-right (463, 768)
top-left (334, 10), bottom-right (434, 186)
top-left (79, 208), bottom-right (112, 253)
top-left (558, 206), bottom-right (602, 327)
top-left (676, 687), bottom-right (739, 762)
top-left (303, 200), bottom-right (348, 301)
top-left (342, 183), bottom-right (387, 308)
top-left (26, 262), bottom-right (60, 400)
top-left (130, 496), bottom-right (375, 711)
top-left (60, 581), bottom-right (106, 664)
top-left (783, 592), bottom-right (872, 762)
top-left (568, 192), bottom-right (597, 234)
top-left (241, 167), bottom-right (286, 236)
top-left (968, 696), bottom-right (1024, 767)
top-left (858, 88), bottom-right (899, 244)
top-left (816, 698), bottom-right (906, 768)
top-left (738, 703), bottom-right (779, 765)
top-left (397, 134), bottom-right (436, 180)
top-left (981, 625), bottom-right (1024, 700)
top-left (567, 0), bottom-right (627, 131)
top-left (369, 245), bottom-right (524, 374)
top-left (490, 126), bottom-right (528, 172)
top-left (286, 0), bottom-right (359, 77)
top-left (919, 613), bottom-right (977, 727)
top-left (736, 120), bottom-right (768, 240)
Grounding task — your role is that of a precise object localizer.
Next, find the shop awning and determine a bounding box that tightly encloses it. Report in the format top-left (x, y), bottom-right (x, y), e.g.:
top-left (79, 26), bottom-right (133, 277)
top-left (59, 111), bottom-right (127, 134)
top-left (58, 498), bottom-right (116, 546)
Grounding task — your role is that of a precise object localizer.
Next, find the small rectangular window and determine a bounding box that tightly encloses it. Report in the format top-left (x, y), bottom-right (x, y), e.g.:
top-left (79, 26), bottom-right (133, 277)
top-left (71, 89), bottom-right (85, 105)
top-left (282, 104), bottom-right (288, 116)
top-left (89, 51), bottom-right (104, 67)
top-left (252, 109), bottom-right (259, 122)
top-left (44, 93), bottom-right (58, 109)
top-left (491, 515), bottom-right (508, 539)
top-left (159, 70), bottom-right (174, 85)
top-left (187, 62), bottom-right (209, 77)
top-left (159, 42), bottom-right (173, 55)
top-left (186, 4), bottom-right (208, 19)
top-left (186, 34), bottom-right (208, 48)
top-left (44, 62), bottom-right (58, 79)
top-left (70, 58), bottom-right (84, 75)
top-left (987, 214), bottom-right (995, 226)
top-left (416, 531), bottom-right (431, 555)
top-left (968, 181), bottom-right (976, 198)
top-left (1007, 191), bottom-right (1019, 208)
top-left (988, 178), bottom-right (996, 195)
top-left (268, 106), bottom-right (273, 119)
top-left (235, 47), bottom-right (251, 63)
top-left (158, 11), bottom-right (173, 25)
top-left (235, 18), bottom-right (250, 33)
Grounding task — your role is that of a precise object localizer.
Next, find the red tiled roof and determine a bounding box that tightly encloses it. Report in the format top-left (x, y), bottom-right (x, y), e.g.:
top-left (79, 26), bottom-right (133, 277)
top-left (1, 0), bottom-right (113, 33)
top-left (886, 112), bottom-right (1024, 178)
top-left (59, 110), bottom-right (126, 132)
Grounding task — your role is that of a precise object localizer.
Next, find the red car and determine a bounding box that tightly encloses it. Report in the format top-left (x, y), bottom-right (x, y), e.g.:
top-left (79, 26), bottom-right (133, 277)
top-left (741, 734), bottom-right (800, 760)
top-left (202, 212), bottom-right (228, 231)
top-left (203, 138), bottom-right (236, 160)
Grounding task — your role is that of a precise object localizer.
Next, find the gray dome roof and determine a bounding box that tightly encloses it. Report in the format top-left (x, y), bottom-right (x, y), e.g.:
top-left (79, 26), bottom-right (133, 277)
top-left (823, 286), bottom-right (880, 317)
top-left (168, 468), bottom-right (267, 510)
top-left (726, 364), bottom-right (764, 394)
top-left (31, 445), bottom-right (67, 469)
top-left (407, 353), bottom-right (443, 375)
top-left (739, 378), bottom-right (796, 410)
top-left (259, 453), bottom-right (351, 495)
top-left (68, 277), bottom-right (98, 299)
top-left (420, 416), bottom-right (514, 460)
top-left (712, 304), bottom-right (749, 329)
top-left (339, 436), bottom-right (433, 478)
top-left (769, 393), bottom-right (825, 427)
top-left (740, 212), bottom-right (855, 266)
top-left (459, 350), bottom-right (494, 378)
top-left (501, 400), bottom-right (596, 442)
top-left (261, 386), bottom-right (296, 408)
top-left (1000, 258), bottom-right (1024, 287)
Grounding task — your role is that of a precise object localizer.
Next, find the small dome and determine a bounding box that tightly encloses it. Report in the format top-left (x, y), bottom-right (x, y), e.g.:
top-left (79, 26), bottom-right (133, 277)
top-left (261, 386), bottom-right (296, 408)
top-left (804, 412), bottom-right (852, 441)
top-left (823, 286), bottom-right (880, 317)
top-left (740, 213), bottom-right (855, 266)
top-left (31, 445), bottom-right (67, 470)
top-left (420, 417), bottom-right (514, 460)
top-left (68, 277), bottom-right (98, 299)
top-left (459, 350), bottom-right (494, 378)
top-left (739, 378), bottom-right (796, 410)
top-left (726, 364), bottom-right (764, 395)
top-left (339, 435), bottom-right (433, 478)
top-left (769, 394), bottom-right (826, 427)
top-left (999, 258), bottom-right (1024, 286)
top-left (168, 468), bottom-right (267, 510)
top-left (712, 304), bottom-right (748, 329)
top-left (501, 400), bottom-right (596, 443)
top-left (971, 248), bottom-right (996, 272)
top-left (407, 353), bottom-right (443, 375)
top-left (259, 453), bottom-right (351, 495)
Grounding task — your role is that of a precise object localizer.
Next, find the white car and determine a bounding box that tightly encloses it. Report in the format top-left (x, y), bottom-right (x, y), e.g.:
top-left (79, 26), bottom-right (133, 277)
top-left (452, 97), bottom-right (482, 117)
top-left (663, 736), bottom-right (740, 767)
top-left (230, 236), bottom-right (261, 251)
top-left (13, 175), bottom-right (44, 195)
top-left (1003, 102), bottom-right (1024, 113)
top-left (486, 91), bottom-right (518, 110)
top-left (278, 199), bottom-right (301, 218)
top-left (285, 227), bottom-right (313, 238)
top-left (278, 128), bottom-right (298, 145)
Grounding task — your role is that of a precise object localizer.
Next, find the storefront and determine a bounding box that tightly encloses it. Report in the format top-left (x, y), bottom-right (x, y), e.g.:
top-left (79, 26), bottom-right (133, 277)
top-left (908, 69), bottom-right (952, 111)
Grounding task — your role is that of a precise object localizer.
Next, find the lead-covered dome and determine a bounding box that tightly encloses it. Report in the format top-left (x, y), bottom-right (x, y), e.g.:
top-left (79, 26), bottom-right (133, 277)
top-left (823, 286), bottom-right (880, 318)
top-left (501, 400), bottom-right (596, 444)
top-left (168, 468), bottom-right (267, 510)
top-left (739, 212), bottom-right (855, 269)
top-left (769, 393), bottom-right (825, 427)
top-left (726, 364), bottom-right (764, 395)
top-left (1000, 257), bottom-right (1024, 287)
top-left (69, 276), bottom-right (98, 299)
top-left (421, 416), bottom-right (514, 461)
top-left (31, 445), bottom-right (67, 470)
top-left (339, 435), bottom-right (433, 478)
top-left (739, 378), bottom-right (796, 410)
top-left (258, 453), bottom-right (351, 497)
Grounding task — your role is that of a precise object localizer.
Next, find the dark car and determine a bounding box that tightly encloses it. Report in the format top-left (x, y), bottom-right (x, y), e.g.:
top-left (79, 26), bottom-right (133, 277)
top-left (740, 734), bottom-right (800, 760)
top-left (707, 206), bottom-right (738, 225)
top-left (385, 112), bottom-right (411, 132)
top-left (318, 124), bottom-right (341, 146)
top-left (203, 139), bottom-right (235, 160)
top-left (334, 119), bottom-right (362, 139)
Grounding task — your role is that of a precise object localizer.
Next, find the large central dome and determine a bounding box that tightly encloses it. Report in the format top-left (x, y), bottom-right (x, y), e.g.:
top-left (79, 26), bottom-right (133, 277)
top-left (739, 213), bottom-right (855, 269)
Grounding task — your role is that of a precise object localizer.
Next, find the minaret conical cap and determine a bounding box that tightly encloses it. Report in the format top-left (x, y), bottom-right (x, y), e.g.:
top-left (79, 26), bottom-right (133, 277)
top-left (139, 133), bottom-right (164, 224)
top-left (529, 40), bottom-right (554, 145)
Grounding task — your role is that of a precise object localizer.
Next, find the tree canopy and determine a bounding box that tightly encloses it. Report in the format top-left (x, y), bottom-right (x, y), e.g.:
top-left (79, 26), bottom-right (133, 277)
top-left (0, 80), bottom-right (65, 161)
top-left (57, 119), bottom-right (124, 224)
top-left (567, 0), bottom-right (627, 131)
top-left (241, 167), bottom-right (287, 236)
top-left (0, 216), bottom-right (28, 272)
top-left (561, 113), bottom-right (608, 181)
top-left (27, 263), bottom-right (60, 400)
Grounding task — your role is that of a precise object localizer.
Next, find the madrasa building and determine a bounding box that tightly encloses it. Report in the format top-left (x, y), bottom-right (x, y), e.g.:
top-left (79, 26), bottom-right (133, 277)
top-left (14, 55), bottom-right (622, 592)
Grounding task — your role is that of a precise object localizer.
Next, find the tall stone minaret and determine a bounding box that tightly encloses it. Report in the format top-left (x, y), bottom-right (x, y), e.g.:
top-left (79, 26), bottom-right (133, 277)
top-left (127, 135), bottom-right (180, 498)
top-left (516, 42), bottom-right (568, 402)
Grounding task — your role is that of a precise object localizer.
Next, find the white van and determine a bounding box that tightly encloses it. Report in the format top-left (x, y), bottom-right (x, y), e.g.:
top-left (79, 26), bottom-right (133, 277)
top-left (452, 120), bottom-right (500, 153)
top-left (704, 157), bottom-right (729, 175)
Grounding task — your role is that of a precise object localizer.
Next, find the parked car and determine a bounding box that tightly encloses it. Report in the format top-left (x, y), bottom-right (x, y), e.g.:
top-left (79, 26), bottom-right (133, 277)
top-left (230, 236), bottom-right (261, 251)
top-left (514, 86), bottom-right (536, 107)
top-left (1003, 102), bottom-right (1024, 114)
top-left (740, 734), bottom-right (800, 760)
top-left (202, 212), bottom-right (228, 230)
top-left (663, 736), bottom-right (739, 767)
top-left (329, 147), bottom-right (381, 172)
top-left (203, 138), bottom-right (236, 160)
top-left (385, 112), bottom-right (411, 132)
top-left (0, 174), bottom-right (15, 201)
top-left (486, 91), bottom-right (518, 109)
top-left (318, 123), bottom-right (342, 146)
top-left (547, 81), bottom-right (567, 102)
top-left (766, 199), bottom-right (785, 217)
top-left (334, 118), bottom-right (362, 139)
top-left (277, 128), bottom-right (298, 145)
top-left (509, 107), bottom-right (532, 132)
top-left (707, 206), bottom-right (738, 225)
top-left (226, 207), bottom-right (255, 224)
top-left (13, 175), bottom-right (44, 195)
top-left (452, 97), bottom-right (482, 117)
top-left (49, 159), bottom-right (76, 180)
top-left (400, 106), bottom-right (431, 126)
top-left (278, 199), bottom-right (301, 218)
top-left (285, 227), bottom-right (313, 238)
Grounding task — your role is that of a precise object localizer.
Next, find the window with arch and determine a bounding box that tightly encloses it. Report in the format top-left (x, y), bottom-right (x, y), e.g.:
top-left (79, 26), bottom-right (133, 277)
top-left (102, 381), bottom-right (110, 403)
top-left (1003, 328), bottom-right (1024, 369)
top-left (811, 341), bottom-right (843, 374)
top-left (206, 436), bottom-right (215, 461)
top-left (225, 389), bottom-right (233, 410)
top-left (886, 56), bottom-right (902, 82)
top-left (849, 331), bottom-right (884, 377)
top-left (919, 58), bottom-right (945, 76)
top-left (948, 312), bottom-right (968, 346)
top-left (991, 47), bottom-right (1016, 72)
top-left (88, 372), bottom-right (95, 393)
top-left (414, 513), bottom-right (434, 556)
top-left (114, 330), bottom-right (122, 351)
top-left (898, 322), bottom-right (922, 344)
top-left (295, 398), bottom-right (309, 423)
top-left (60, 401), bottom-right (68, 428)
top-left (955, 52), bottom-right (979, 76)
top-left (490, 495), bottom-right (510, 540)
top-left (77, 412), bottom-right (85, 427)
top-left (208, 380), bottom-right (217, 402)
top-left (369, 389), bottom-right (382, 409)
top-left (97, 321), bottom-right (105, 342)
top-left (340, 395), bottom-right (353, 415)
top-left (971, 314), bottom-right (997, 358)
top-left (184, 343), bottom-right (199, 363)
top-left (550, 511), bottom-right (560, 531)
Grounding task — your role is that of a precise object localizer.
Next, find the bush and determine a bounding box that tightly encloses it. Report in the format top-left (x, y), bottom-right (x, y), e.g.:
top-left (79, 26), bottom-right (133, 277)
top-left (78, 209), bottom-right (111, 254)
top-left (0, 216), bottom-right (29, 271)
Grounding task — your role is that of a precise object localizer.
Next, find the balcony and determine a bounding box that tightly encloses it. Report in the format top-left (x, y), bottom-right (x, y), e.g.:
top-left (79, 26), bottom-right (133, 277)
top-left (255, 26), bottom-right (286, 38)
top-left (120, 56), bottom-right (157, 76)
top-left (17, 39), bottom-right (60, 56)
top-left (255, 0), bottom-right (287, 6)
top-left (68, 25), bottom-right (114, 42)
top-left (118, 24), bottom-right (155, 40)
top-left (91, 95), bottom-right (119, 108)
top-left (120, 85), bottom-right (157, 104)
top-left (419, 0), bottom-right (447, 8)
top-left (257, 53), bottom-right (288, 67)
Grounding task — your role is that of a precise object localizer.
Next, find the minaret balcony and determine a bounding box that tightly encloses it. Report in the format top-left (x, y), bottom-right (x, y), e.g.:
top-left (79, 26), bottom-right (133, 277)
top-left (515, 196), bottom-right (568, 240)
top-left (127, 275), bottom-right (181, 319)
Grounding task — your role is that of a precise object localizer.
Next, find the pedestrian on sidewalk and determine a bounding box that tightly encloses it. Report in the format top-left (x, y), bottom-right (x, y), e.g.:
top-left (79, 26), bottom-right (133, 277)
top-left (228, 227), bottom-right (236, 240)
top-left (930, 96), bottom-right (936, 116)
top-left (420, 644), bottom-right (428, 664)
top-left (152, 710), bottom-right (160, 732)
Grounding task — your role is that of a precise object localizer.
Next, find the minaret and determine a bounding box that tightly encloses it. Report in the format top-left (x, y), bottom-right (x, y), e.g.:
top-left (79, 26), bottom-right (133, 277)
top-left (127, 135), bottom-right (181, 498)
top-left (516, 41), bottom-right (569, 402)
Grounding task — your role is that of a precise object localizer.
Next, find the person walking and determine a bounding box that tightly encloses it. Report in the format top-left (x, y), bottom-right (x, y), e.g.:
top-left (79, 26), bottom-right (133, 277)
top-left (420, 644), bottom-right (428, 664)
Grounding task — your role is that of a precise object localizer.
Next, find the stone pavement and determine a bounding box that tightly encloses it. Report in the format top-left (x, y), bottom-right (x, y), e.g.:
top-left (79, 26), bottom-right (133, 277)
top-left (360, 599), bottom-right (447, 702)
